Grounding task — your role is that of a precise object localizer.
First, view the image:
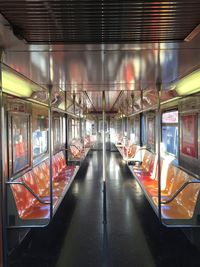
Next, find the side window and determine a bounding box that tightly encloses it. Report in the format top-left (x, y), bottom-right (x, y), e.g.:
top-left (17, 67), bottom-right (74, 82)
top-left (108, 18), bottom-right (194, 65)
top-left (135, 119), bottom-right (140, 145)
top-left (162, 110), bottom-right (178, 157)
top-left (62, 117), bottom-right (66, 145)
top-left (147, 115), bottom-right (155, 152)
top-left (9, 113), bottom-right (30, 176)
top-left (53, 114), bottom-right (65, 152)
top-left (32, 106), bottom-right (48, 159)
top-left (141, 114), bottom-right (146, 146)
top-left (72, 119), bottom-right (75, 138)
top-left (53, 116), bottom-right (61, 151)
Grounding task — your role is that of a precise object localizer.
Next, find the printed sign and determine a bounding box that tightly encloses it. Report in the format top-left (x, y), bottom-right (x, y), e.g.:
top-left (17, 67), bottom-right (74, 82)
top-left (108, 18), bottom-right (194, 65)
top-left (181, 114), bottom-right (197, 158)
top-left (162, 111), bottom-right (178, 124)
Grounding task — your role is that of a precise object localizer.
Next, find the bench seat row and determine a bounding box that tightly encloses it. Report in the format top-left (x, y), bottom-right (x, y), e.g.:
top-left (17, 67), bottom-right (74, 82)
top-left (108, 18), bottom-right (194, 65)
top-left (10, 151), bottom-right (77, 220)
top-left (128, 149), bottom-right (200, 220)
top-left (116, 142), bottom-right (140, 160)
top-left (69, 137), bottom-right (93, 160)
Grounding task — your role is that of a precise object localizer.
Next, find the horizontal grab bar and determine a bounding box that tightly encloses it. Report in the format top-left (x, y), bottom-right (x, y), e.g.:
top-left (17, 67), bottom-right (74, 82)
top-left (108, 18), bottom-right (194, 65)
top-left (6, 181), bottom-right (50, 205)
top-left (161, 180), bottom-right (200, 205)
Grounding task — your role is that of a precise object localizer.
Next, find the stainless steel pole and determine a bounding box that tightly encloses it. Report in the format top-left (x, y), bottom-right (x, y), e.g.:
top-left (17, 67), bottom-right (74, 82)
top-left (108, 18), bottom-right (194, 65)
top-left (102, 91), bottom-right (107, 225)
top-left (48, 84), bottom-right (53, 220)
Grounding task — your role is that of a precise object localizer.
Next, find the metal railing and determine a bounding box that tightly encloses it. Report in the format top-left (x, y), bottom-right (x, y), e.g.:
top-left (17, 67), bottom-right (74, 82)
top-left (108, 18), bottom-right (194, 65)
top-left (161, 179), bottom-right (200, 205)
top-left (6, 181), bottom-right (50, 205)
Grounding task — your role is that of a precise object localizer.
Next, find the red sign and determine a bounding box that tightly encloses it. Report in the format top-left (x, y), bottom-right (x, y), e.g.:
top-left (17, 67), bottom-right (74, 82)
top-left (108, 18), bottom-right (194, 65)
top-left (181, 114), bottom-right (197, 158)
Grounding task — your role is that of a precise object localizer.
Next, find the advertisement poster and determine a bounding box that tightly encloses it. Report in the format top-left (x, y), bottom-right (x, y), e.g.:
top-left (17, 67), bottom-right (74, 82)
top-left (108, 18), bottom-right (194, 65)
top-left (181, 114), bottom-right (197, 158)
top-left (147, 118), bottom-right (155, 146)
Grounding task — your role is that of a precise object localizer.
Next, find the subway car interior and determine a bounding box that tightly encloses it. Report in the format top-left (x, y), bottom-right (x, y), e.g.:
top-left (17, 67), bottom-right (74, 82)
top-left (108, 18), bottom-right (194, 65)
top-left (0, 1), bottom-right (200, 266)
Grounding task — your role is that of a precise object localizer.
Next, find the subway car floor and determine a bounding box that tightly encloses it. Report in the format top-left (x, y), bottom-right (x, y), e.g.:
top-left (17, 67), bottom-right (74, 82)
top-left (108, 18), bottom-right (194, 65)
top-left (8, 150), bottom-right (200, 267)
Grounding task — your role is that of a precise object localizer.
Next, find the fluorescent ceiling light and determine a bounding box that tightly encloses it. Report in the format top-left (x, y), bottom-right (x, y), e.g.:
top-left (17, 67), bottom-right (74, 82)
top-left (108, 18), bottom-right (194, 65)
top-left (2, 69), bottom-right (33, 98)
top-left (174, 69), bottom-right (200, 96)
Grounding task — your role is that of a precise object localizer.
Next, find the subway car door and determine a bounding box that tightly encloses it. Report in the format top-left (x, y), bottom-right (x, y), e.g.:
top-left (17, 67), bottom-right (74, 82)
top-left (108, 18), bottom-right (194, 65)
top-left (95, 117), bottom-right (110, 151)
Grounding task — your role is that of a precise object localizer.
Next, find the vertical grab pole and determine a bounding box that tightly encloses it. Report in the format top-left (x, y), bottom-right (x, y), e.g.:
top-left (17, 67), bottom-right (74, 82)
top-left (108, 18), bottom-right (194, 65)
top-left (48, 85), bottom-right (53, 220)
top-left (102, 91), bottom-right (107, 224)
top-left (157, 45), bottom-right (162, 222)
top-left (157, 89), bottom-right (162, 221)
top-left (126, 116), bottom-right (129, 162)
top-left (0, 60), bottom-right (7, 266)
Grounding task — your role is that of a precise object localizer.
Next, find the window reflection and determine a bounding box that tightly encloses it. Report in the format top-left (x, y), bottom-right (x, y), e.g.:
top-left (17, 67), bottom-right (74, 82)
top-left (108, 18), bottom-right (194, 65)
top-left (32, 106), bottom-right (48, 159)
top-left (162, 110), bottom-right (178, 157)
top-left (12, 114), bottom-right (29, 173)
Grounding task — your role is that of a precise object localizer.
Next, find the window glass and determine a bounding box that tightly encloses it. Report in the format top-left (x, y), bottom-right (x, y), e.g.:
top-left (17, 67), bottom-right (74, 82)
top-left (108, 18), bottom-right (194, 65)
top-left (162, 125), bottom-right (178, 157)
top-left (147, 117), bottom-right (155, 149)
top-left (141, 114), bottom-right (146, 146)
top-left (32, 107), bottom-right (48, 159)
top-left (12, 114), bottom-right (29, 173)
top-left (62, 117), bottom-right (66, 144)
top-left (72, 119), bottom-right (75, 138)
top-left (134, 118), bottom-right (140, 144)
top-left (76, 119), bottom-right (79, 138)
top-left (162, 110), bottom-right (178, 157)
top-left (54, 117), bottom-right (61, 149)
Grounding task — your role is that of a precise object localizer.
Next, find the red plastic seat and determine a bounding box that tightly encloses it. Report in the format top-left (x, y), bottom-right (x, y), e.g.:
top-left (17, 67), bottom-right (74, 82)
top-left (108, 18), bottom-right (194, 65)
top-left (124, 144), bottom-right (138, 159)
top-left (133, 151), bottom-right (156, 182)
top-left (161, 179), bottom-right (200, 219)
top-left (23, 170), bottom-right (59, 206)
top-left (11, 151), bottom-right (78, 220)
top-left (11, 178), bottom-right (50, 220)
top-left (84, 136), bottom-right (91, 148)
top-left (69, 145), bottom-right (82, 159)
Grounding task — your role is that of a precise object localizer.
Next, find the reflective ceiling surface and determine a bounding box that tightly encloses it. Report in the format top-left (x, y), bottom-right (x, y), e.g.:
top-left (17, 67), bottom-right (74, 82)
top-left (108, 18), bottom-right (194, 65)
top-left (0, 3), bottom-right (199, 113)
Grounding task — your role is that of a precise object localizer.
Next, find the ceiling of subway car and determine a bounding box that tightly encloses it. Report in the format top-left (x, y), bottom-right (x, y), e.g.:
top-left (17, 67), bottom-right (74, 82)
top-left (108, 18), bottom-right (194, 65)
top-left (0, 1), bottom-right (200, 113)
top-left (0, 0), bottom-right (200, 43)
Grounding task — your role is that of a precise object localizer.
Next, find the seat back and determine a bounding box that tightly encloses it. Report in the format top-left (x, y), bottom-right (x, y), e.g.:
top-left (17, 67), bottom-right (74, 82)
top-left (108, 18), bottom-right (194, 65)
top-left (70, 145), bottom-right (81, 158)
top-left (32, 165), bottom-right (49, 194)
top-left (22, 171), bottom-right (40, 195)
top-left (170, 168), bottom-right (189, 197)
top-left (11, 178), bottom-right (35, 218)
top-left (142, 150), bottom-right (153, 171)
top-left (55, 152), bottom-right (66, 171)
top-left (52, 157), bottom-right (59, 177)
top-left (40, 160), bottom-right (50, 178)
top-left (58, 151), bottom-right (67, 169)
top-left (127, 144), bottom-right (138, 158)
top-left (84, 136), bottom-right (91, 147)
top-left (175, 178), bottom-right (200, 218)
top-left (161, 164), bottom-right (178, 194)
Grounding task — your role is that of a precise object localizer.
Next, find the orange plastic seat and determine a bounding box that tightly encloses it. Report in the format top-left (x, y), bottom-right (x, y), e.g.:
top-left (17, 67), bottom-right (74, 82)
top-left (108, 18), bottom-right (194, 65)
top-left (35, 165), bottom-right (67, 197)
top-left (133, 150), bottom-right (152, 173)
top-left (148, 166), bottom-right (200, 220)
top-left (11, 151), bottom-right (77, 221)
top-left (55, 152), bottom-right (67, 171)
top-left (151, 167), bottom-right (189, 204)
top-left (69, 145), bottom-right (82, 159)
top-left (161, 180), bottom-right (200, 219)
top-left (130, 149), bottom-right (200, 220)
top-left (133, 151), bottom-right (156, 182)
top-left (11, 178), bottom-right (50, 220)
top-left (84, 136), bottom-right (91, 148)
top-left (124, 144), bottom-right (138, 159)
top-left (23, 170), bottom-right (59, 205)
